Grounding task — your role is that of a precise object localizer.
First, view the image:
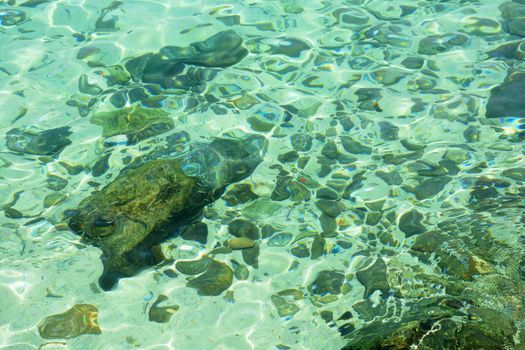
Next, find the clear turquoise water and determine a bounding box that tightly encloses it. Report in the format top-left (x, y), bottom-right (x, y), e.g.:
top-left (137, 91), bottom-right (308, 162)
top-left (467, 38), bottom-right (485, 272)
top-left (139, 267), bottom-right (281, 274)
top-left (1, 0), bottom-right (525, 349)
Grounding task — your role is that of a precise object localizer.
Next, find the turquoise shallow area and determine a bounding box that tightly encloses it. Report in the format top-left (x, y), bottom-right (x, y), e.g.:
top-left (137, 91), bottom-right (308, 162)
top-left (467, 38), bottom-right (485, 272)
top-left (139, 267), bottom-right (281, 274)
top-left (2, 0), bottom-right (525, 349)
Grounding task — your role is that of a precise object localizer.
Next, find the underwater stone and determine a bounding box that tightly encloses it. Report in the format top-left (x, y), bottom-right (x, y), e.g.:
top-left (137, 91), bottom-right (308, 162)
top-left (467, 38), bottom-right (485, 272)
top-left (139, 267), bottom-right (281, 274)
top-left (376, 170), bottom-right (403, 186)
top-left (228, 237), bottom-right (256, 250)
top-left (401, 56), bottom-right (424, 69)
top-left (44, 193), bottom-right (67, 208)
top-left (372, 68), bottom-right (408, 85)
top-left (288, 180), bottom-right (311, 202)
top-left (246, 37), bottom-right (310, 58)
top-left (271, 38), bottom-right (311, 58)
top-left (271, 295), bottom-right (300, 317)
top-left (271, 175), bottom-right (291, 201)
top-left (462, 16), bottom-right (502, 36)
top-left (148, 295), bottom-right (179, 323)
top-left (91, 153), bottom-right (110, 177)
top-left (417, 162), bottom-right (448, 177)
top-left (355, 88), bottom-right (382, 111)
top-left (320, 213), bottom-right (337, 233)
top-left (228, 219), bottom-right (260, 240)
top-left (67, 134), bottom-right (266, 290)
top-left (261, 224), bottom-right (278, 239)
top-left (316, 199), bottom-right (342, 218)
top-left (181, 222), bottom-right (208, 244)
top-left (316, 187), bottom-right (339, 200)
top-left (90, 105), bottom-right (173, 144)
top-left (38, 304), bottom-right (101, 339)
top-left (378, 121), bottom-right (399, 141)
top-left (366, 212), bottom-right (382, 226)
top-left (77, 47), bottom-right (100, 60)
top-left (125, 53), bottom-right (183, 88)
top-left (46, 175), bottom-right (68, 191)
top-left (343, 298), bottom-right (517, 350)
top-left (105, 65), bottom-right (130, 85)
top-left (321, 141), bottom-right (340, 160)
top-left (340, 136), bottom-right (372, 154)
top-left (406, 176), bottom-right (452, 200)
top-left (176, 257), bottom-right (211, 275)
top-left (109, 90), bottom-right (127, 108)
top-left (231, 260), bottom-right (249, 280)
top-left (160, 30), bottom-right (248, 67)
top-left (486, 72), bottom-right (525, 118)
top-left (6, 126), bottom-right (72, 156)
top-left (502, 168), bottom-right (525, 181)
top-left (500, 2), bottom-right (525, 37)
top-left (308, 270), bottom-right (345, 295)
top-left (242, 245), bottom-right (259, 268)
top-left (186, 259), bottom-right (233, 296)
top-left (463, 125), bottom-right (480, 143)
top-left (291, 243), bottom-right (310, 258)
top-left (355, 257), bottom-right (390, 298)
top-left (310, 236), bottom-right (326, 260)
top-left (418, 33), bottom-right (468, 55)
top-left (277, 151), bottom-right (299, 163)
top-left (398, 210), bottom-right (426, 237)
top-left (222, 183), bottom-right (259, 206)
top-left (0, 9), bottom-right (26, 26)
top-left (364, 24), bottom-right (411, 47)
top-left (468, 255), bottom-right (494, 276)
top-left (268, 232), bottom-right (293, 247)
top-left (78, 75), bottom-right (102, 95)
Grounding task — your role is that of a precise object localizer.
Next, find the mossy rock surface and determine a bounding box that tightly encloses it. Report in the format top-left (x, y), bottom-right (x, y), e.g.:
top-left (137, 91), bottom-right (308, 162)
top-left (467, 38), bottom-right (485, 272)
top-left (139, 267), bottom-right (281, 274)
top-left (67, 158), bottom-right (213, 290)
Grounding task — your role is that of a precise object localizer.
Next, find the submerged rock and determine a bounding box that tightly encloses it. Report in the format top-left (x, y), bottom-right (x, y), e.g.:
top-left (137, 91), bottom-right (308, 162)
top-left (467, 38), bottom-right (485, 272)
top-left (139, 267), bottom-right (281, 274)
top-left (148, 295), bottom-right (179, 323)
top-left (343, 297), bottom-right (517, 350)
top-left (90, 105), bottom-right (173, 144)
top-left (308, 270), bottom-right (345, 295)
top-left (355, 257), bottom-right (390, 298)
top-left (186, 259), bottom-right (233, 296)
top-left (0, 9), bottom-right (26, 26)
top-left (418, 33), bottom-right (468, 55)
top-left (398, 210), bottom-right (426, 237)
top-left (160, 30), bottom-right (248, 67)
top-left (486, 71), bottom-right (525, 118)
top-left (66, 134), bottom-right (266, 290)
top-left (6, 126), bottom-right (72, 156)
top-left (37, 304), bottom-right (101, 339)
top-left (500, 1), bottom-right (525, 37)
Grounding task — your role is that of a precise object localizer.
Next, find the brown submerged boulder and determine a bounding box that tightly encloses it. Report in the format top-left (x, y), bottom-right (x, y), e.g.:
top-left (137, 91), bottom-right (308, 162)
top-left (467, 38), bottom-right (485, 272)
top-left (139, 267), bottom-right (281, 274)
top-left (66, 134), bottom-right (266, 290)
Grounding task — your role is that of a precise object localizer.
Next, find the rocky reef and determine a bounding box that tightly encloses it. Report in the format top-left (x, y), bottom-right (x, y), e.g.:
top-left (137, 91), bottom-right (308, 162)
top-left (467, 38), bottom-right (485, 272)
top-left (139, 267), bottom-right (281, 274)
top-left (66, 133), bottom-right (266, 290)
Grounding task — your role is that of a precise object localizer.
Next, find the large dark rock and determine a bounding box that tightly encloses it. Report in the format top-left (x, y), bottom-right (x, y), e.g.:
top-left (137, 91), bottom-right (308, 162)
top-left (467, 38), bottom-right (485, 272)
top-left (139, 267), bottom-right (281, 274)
top-left (342, 297), bottom-right (517, 350)
top-left (6, 126), bottom-right (72, 156)
top-left (160, 30), bottom-right (248, 67)
top-left (355, 257), bottom-right (390, 298)
top-left (66, 134), bottom-right (266, 290)
top-left (486, 71), bottom-right (525, 118)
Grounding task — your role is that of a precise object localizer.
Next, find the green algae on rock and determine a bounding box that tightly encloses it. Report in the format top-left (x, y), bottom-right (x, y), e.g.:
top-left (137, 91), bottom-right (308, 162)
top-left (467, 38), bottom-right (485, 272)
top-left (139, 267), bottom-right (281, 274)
top-left (90, 105), bottom-right (173, 144)
top-left (37, 304), bottom-right (101, 339)
top-left (67, 134), bottom-right (266, 290)
top-left (68, 158), bottom-right (201, 290)
top-left (342, 297), bottom-right (516, 350)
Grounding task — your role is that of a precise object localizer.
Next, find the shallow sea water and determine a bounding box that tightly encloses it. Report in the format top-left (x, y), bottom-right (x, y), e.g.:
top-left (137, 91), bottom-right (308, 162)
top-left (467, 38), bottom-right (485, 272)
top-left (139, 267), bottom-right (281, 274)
top-left (2, 0), bottom-right (525, 349)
